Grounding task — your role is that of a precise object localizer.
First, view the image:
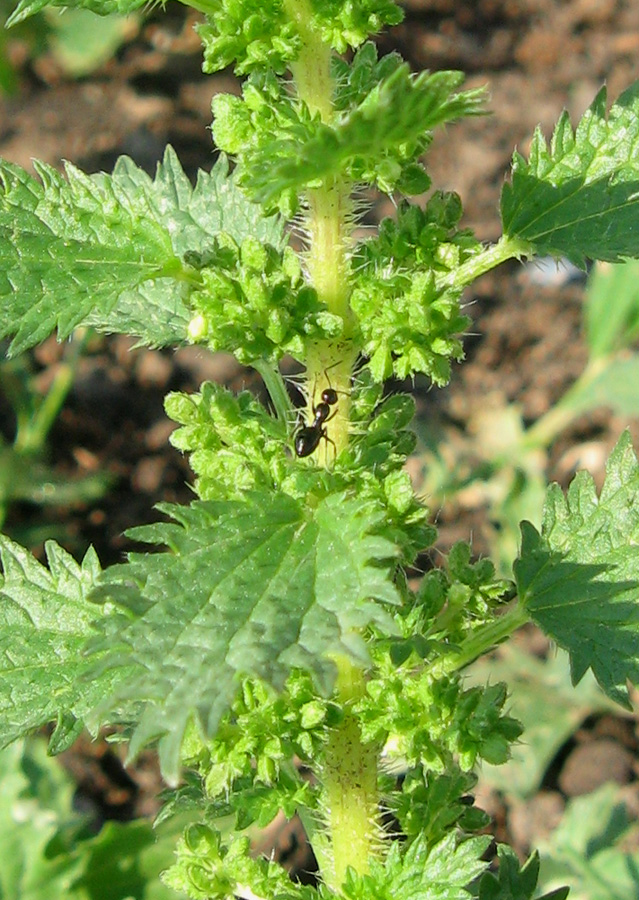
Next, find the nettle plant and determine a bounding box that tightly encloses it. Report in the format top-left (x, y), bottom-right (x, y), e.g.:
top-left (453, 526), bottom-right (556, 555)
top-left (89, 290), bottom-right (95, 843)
top-left (2, 2), bottom-right (639, 898)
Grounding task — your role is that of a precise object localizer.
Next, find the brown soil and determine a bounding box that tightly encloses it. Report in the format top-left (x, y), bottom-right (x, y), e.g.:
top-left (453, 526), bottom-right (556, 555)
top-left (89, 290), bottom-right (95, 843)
top-left (2, 0), bottom-right (639, 877)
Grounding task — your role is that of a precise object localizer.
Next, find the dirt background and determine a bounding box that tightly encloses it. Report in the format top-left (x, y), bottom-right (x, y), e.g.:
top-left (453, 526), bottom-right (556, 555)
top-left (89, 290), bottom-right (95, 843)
top-left (2, 0), bottom-right (639, 881)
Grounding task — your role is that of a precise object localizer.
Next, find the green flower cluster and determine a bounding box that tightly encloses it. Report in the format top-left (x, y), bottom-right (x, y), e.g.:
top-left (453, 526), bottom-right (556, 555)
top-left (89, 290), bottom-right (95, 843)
top-left (379, 541), bottom-right (513, 675)
top-left (332, 43), bottom-right (404, 111)
top-left (389, 768), bottom-right (489, 846)
top-left (166, 381), bottom-right (288, 500)
top-left (197, 0), bottom-right (403, 76)
top-left (186, 233), bottom-right (343, 362)
top-left (351, 275), bottom-right (467, 384)
top-left (198, 0), bottom-right (300, 75)
top-left (167, 373), bottom-right (435, 564)
top-left (162, 825), bottom-right (295, 900)
top-left (350, 195), bottom-right (482, 383)
top-left (312, 0), bottom-right (403, 53)
top-left (359, 193), bottom-right (480, 271)
top-left (180, 674), bottom-right (331, 827)
top-left (414, 541), bottom-right (515, 650)
top-left (360, 668), bottom-right (522, 773)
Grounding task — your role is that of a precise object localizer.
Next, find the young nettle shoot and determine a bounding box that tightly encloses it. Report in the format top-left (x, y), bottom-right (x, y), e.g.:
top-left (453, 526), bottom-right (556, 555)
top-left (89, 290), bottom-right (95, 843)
top-left (2, 2), bottom-right (639, 899)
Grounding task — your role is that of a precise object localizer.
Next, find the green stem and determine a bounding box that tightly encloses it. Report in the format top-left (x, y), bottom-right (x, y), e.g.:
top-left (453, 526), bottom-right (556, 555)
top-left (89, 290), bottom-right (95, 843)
top-left (283, 0), bottom-right (356, 465)
top-left (279, 8), bottom-right (379, 888)
top-left (13, 329), bottom-right (89, 456)
top-left (445, 234), bottom-right (534, 290)
top-left (321, 657), bottom-right (381, 889)
top-left (284, 0), bottom-right (333, 123)
top-left (434, 602), bottom-right (531, 677)
top-left (519, 355), bottom-right (609, 452)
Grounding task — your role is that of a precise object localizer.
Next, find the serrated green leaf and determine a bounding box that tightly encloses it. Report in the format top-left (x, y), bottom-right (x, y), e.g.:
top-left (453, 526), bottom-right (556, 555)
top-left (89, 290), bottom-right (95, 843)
top-left (0, 157), bottom-right (181, 354)
top-left (0, 149), bottom-right (283, 354)
top-left (342, 833), bottom-right (491, 900)
top-left (242, 67), bottom-right (486, 203)
top-left (514, 430), bottom-right (639, 707)
top-left (7, 0), bottom-right (146, 27)
top-left (0, 537), bottom-right (127, 750)
top-left (84, 277), bottom-right (192, 349)
top-left (501, 82), bottom-right (639, 265)
top-left (89, 492), bottom-right (401, 782)
top-left (477, 846), bottom-right (568, 900)
top-left (110, 148), bottom-right (285, 257)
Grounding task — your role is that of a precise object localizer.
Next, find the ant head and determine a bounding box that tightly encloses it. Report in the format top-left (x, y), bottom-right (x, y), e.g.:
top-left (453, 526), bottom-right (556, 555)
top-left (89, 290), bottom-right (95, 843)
top-left (322, 387), bottom-right (339, 405)
top-left (307, 358), bottom-right (352, 408)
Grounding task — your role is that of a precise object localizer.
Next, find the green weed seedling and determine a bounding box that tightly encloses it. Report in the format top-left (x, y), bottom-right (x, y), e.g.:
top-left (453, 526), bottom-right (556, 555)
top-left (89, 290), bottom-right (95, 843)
top-left (0, 0), bottom-right (139, 92)
top-left (2, 2), bottom-right (639, 898)
top-left (0, 330), bottom-right (110, 541)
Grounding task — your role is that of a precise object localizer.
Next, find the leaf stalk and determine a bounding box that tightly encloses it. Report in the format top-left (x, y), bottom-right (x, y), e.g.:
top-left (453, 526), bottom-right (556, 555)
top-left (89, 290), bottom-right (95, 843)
top-left (435, 602), bottom-right (531, 677)
top-left (445, 235), bottom-right (534, 290)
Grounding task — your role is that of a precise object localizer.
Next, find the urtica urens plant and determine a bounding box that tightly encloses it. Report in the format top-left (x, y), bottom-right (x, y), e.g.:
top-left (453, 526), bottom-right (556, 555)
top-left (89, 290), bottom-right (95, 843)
top-left (2, 2), bottom-right (639, 899)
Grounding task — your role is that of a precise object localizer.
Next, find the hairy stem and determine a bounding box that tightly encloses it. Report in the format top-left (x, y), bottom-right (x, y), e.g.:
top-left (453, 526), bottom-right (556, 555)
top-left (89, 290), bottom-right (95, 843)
top-left (445, 234), bottom-right (534, 289)
top-left (320, 656), bottom-right (382, 889)
top-left (284, 0), bottom-right (355, 462)
top-left (281, 8), bottom-right (379, 888)
top-left (285, 0), bottom-right (333, 123)
top-left (434, 602), bottom-right (531, 677)
top-left (14, 328), bottom-right (89, 455)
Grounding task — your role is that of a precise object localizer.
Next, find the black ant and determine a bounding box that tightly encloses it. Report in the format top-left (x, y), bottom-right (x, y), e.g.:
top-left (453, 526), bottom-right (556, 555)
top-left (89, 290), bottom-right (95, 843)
top-left (294, 386), bottom-right (339, 458)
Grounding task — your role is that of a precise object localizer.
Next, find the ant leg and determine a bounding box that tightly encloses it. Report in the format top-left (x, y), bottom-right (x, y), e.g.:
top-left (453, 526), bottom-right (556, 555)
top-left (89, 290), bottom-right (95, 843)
top-left (323, 405), bottom-right (339, 424)
top-left (323, 430), bottom-right (337, 464)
